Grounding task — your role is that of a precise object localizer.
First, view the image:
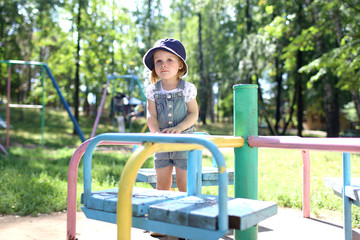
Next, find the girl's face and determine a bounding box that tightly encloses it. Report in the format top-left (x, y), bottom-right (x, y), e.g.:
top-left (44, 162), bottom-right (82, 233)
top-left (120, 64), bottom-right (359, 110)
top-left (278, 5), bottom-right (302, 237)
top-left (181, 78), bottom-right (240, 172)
top-left (153, 50), bottom-right (184, 82)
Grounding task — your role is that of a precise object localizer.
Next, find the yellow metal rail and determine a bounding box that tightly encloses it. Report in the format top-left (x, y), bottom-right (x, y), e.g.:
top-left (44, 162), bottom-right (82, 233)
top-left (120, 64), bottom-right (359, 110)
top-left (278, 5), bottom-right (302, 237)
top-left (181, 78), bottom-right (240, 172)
top-left (116, 136), bottom-right (244, 240)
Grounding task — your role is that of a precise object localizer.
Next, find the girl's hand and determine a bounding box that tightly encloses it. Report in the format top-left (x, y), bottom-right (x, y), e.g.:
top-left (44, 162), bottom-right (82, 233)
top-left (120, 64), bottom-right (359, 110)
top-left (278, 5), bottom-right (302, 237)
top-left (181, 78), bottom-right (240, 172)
top-left (161, 126), bottom-right (182, 134)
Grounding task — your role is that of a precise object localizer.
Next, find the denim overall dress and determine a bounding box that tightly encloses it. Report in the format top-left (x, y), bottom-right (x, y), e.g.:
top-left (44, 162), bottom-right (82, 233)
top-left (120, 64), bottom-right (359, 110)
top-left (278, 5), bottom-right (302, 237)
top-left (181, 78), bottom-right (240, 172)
top-left (154, 79), bottom-right (194, 170)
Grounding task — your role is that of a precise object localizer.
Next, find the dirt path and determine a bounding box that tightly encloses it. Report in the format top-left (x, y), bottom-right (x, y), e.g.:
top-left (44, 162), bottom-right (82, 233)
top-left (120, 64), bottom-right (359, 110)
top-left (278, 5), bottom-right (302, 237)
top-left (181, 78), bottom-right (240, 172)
top-left (1, 208), bottom-right (360, 240)
top-left (0, 211), bottom-right (167, 240)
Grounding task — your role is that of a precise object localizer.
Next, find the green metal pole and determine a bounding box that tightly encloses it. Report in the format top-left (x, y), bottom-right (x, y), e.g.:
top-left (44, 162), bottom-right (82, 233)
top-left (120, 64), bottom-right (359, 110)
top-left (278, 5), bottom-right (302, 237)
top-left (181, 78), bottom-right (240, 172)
top-left (233, 84), bottom-right (258, 240)
top-left (41, 66), bottom-right (45, 147)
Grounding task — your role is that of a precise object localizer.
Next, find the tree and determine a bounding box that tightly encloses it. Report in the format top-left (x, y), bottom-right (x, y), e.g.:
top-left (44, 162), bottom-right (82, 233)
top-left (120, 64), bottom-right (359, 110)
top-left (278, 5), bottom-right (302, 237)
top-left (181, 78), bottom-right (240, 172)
top-left (301, 0), bottom-right (360, 126)
top-left (73, 0), bottom-right (85, 133)
top-left (2, 0), bottom-right (359, 136)
top-left (198, 11), bottom-right (207, 125)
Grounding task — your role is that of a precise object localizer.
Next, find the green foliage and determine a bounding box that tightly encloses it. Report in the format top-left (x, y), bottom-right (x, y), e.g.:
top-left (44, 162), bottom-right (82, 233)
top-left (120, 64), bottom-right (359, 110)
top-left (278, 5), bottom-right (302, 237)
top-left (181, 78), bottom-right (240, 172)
top-left (2, 0), bottom-right (359, 136)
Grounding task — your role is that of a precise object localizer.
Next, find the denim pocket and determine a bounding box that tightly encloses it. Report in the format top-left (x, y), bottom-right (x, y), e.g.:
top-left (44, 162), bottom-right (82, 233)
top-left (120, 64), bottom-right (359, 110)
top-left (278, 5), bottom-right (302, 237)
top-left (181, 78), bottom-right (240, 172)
top-left (156, 102), bottom-right (164, 114)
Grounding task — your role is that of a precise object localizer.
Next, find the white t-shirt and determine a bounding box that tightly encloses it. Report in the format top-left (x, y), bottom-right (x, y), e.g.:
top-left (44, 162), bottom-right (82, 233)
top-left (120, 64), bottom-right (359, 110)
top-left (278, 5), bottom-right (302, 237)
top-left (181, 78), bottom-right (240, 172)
top-left (145, 80), bottom-right (197, 103)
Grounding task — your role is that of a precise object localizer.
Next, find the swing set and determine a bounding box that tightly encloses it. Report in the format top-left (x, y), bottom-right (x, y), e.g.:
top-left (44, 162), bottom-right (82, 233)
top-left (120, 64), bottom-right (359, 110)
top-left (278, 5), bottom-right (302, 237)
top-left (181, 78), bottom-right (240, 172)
top-left (0, 60), bottom-right (86, 153)
top-left (91, 74), bottom-right (147, 138)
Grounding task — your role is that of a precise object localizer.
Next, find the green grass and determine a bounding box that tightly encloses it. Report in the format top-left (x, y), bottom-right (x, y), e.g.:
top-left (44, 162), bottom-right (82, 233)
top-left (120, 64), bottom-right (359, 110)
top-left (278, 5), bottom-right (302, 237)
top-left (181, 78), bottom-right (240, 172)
top-left (0, 146), bottom-right (153, 216)
top-left (1, 108), bottom-right (360, 227)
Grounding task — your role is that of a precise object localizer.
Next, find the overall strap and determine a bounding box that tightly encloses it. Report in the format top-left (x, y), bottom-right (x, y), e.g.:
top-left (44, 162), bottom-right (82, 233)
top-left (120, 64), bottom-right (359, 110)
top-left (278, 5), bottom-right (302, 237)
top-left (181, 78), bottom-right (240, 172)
top-left (154, 80), bottom-right (162, 91)
top-left (176, 79), bottom-right (185, 90)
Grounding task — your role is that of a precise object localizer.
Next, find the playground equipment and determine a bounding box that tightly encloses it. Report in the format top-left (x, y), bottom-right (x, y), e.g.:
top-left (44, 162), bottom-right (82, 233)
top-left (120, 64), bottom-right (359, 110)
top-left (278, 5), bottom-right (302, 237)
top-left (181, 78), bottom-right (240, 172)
top-left (91, 75), bottom-right (147, 138)
top-left (67, 134), bottom-right (278, 240)
top-left (67, 84), bottom-right (360, 240)
top-left (0, 60), bottom-right (85, 148)
top-left (248, 137), bottom-right (360, 240)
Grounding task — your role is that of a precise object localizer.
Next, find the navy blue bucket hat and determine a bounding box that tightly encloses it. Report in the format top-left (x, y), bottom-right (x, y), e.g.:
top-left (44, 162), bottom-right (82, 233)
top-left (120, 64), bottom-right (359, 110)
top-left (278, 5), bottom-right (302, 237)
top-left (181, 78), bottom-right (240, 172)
top-left (143, 38), bottom-right (188, 76)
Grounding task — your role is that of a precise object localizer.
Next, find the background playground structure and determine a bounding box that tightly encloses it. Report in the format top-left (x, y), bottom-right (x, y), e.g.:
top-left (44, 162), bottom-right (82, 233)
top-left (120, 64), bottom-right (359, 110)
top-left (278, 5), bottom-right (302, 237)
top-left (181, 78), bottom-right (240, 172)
top-left (0, 60), bottom-right (148, 151)
top-left (91, 74), bottom-right (147, 138)
top-left (0, 60), bottom-right (85, 149)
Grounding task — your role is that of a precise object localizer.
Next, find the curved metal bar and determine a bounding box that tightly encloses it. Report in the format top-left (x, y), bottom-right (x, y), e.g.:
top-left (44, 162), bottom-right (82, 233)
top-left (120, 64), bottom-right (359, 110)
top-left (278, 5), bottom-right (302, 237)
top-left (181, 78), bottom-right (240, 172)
top-left (116, 143), bottom-right (155, 239)
top-left (81, 133), bottom-right (236, 239)
top-left (67, 139), bottom-right (92, 240)
top-left (66, 139), bottom-right (140, 240)
top-left (82, 133), bottom-right (242, 200)
top-left (68, 133), bottom-right (242, 239)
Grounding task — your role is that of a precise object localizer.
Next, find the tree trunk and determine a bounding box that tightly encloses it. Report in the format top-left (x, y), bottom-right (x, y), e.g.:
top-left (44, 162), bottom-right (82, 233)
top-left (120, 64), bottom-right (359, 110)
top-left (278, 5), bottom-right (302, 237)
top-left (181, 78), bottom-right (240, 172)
top-left (330, 7), bottom-right (343, 46)
top-left (323, 77), bottom-right (339, 136)
top-left (110, 0), bottom-right (115, 74)
top-left (146, 0), bottom-right (152, 49)
top-left (294, 1), bottom-right (305, 137)
top-left (282, 85), bottom-right (297, 135)
top-left (245, 0), bottom-right (252, 33)
top-left (351, 90), bottom-right (360, 123)
top-left (296, 50), bottom-right (303, 137)
top-left (306, 0), bottom-right (340, 137)
top-left (179, 0), bottom-right (184, 42)
top-left (0, 7), bottom-right (4, 96)
top-left (256, 78), bottom-right (276, 135)
top-left (27, 65), bottom-right (32, 99)
top-left (208, 15), bottom-right (215, 123)
top-left (73, 0), bottom-right (82, 134)
top-left (198, 12), bottom-right (206, 125)
top-left (274, 56), bottom-right (282, 134)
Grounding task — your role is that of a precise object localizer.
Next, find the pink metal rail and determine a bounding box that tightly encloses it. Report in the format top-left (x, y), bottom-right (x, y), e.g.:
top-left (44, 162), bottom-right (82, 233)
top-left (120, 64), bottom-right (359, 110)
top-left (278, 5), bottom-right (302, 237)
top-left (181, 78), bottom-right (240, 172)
top-left (67, 139), bottom-right (140, 240)
top-left (248, 136), bottom-right (360, 218)
top-left (90, 78), bottom-right (111, 138)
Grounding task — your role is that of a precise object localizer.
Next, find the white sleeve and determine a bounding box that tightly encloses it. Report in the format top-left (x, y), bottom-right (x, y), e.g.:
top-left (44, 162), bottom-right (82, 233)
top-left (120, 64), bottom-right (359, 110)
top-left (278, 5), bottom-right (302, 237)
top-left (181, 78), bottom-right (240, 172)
top-left (145, 84), bottom-right (155, 102)
top-left (184, 82), bottom-right (197, 103)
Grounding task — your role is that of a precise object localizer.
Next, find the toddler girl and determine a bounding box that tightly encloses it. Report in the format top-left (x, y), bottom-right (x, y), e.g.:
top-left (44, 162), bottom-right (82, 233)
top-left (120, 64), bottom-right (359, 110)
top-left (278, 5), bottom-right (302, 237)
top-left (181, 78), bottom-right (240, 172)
top-left (143, 38), bottom-right (199, 192)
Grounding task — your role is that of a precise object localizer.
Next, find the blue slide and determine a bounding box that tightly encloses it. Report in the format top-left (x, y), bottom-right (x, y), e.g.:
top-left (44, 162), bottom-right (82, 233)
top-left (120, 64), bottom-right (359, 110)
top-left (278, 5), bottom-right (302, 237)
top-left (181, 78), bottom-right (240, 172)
top-left (44, 64), bottom-right (86, 141)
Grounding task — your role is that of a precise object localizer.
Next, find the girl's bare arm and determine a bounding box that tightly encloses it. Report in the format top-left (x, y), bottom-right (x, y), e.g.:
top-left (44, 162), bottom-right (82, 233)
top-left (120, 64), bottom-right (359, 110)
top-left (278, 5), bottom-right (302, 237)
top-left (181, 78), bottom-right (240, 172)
top-left (146, 99), bottom-right (161, 133)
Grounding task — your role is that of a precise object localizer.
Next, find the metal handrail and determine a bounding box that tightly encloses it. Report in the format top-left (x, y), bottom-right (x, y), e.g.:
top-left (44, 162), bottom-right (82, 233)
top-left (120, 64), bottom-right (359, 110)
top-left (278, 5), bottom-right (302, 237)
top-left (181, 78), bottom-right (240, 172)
top-left (81, 133), bottom-right (244, 240)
